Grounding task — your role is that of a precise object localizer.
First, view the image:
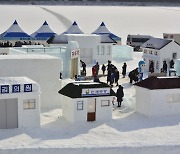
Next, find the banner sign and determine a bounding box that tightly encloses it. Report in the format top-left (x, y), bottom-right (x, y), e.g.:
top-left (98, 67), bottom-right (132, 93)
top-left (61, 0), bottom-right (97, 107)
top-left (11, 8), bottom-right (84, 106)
top-left (82, 88), bottom-right (110, 97)
top-left (71, 49), bottom-right (80, 59)
top-left (12, 84), bottom-right (21, 93)
top-left (0, 84), bottom-right (32, 94)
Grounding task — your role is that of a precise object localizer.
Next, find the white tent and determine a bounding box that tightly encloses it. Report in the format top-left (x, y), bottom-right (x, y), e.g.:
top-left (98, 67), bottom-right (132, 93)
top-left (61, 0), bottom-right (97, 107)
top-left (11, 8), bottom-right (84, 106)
top-left (63, 21), bottom-right (84, 34)
top-left (0, 20), bottom-right (32, 41)
top-left (31, 21), bottom-right (56, 40)
top-left (92, 22), bottom-right (121, 44)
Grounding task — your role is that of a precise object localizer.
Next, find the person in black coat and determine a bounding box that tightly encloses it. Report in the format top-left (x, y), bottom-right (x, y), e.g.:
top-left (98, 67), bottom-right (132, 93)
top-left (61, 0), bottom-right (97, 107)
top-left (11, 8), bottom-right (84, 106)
top-left (114, 69), bottom-right (120, 86)
top-left (163, 60), bottom-right (167, 73)
top-left (122, 63), bottom-right (127, 78)
top-left (101, 64), bottom-right (106, 75)
top-left (116, 85), bottom-right (124, 107)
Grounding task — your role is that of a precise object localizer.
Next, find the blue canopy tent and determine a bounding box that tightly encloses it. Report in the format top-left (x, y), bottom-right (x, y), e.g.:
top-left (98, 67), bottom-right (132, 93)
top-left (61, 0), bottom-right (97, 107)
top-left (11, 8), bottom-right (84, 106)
top-left (63, 21), bottom-right (84, 34)
top-left (31, 21), bottom-right (56, 40)
top-left (92, 22), bottom-right (121, 44)
top-left (0, 20), bottom-right (32, 41)
top-left (47, 21), bottom-right (84, 44)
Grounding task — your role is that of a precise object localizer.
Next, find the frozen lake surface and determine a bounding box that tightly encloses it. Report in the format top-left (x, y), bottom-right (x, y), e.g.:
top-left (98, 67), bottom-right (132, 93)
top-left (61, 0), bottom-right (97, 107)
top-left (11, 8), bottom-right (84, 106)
top-left (1, 5), bottom-right (180, 44)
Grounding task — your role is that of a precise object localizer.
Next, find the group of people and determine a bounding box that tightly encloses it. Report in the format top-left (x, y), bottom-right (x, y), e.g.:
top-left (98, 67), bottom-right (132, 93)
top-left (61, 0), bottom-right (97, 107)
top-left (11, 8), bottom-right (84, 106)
top-left (106, 61), bottom-right (127, 87)
top-left (0, 41), bottom-right (42, 48)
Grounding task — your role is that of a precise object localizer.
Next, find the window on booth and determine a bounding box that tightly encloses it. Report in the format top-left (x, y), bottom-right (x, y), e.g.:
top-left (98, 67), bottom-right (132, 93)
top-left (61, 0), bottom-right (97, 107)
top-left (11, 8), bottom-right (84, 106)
top-left (77, 101), bottom-right (83, 110)
top-left (172, 53), bottom-right (177, 59)
top-left (101, 45), bottom-right (105, 55)
top-left (97, 46), bottom-right (100, 55)
top-left (23, 99), bottom-right (36, 109)
top-left (107, 45), bottom-right (111, 55)
top-left (101, 100), bottom-right (110, 107)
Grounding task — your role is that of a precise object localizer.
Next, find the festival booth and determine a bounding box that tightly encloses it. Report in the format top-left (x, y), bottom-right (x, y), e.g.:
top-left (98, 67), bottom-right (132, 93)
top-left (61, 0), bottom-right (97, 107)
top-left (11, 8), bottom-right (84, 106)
top-left (92, 22), bottom-right (121, 45)
top-left (47, 21), bottom-right (114, 64)
top-left (59, 81), bottom-right (116, 123)
top-left (0, 54), bottom-right (62, 109)
top-left (0, 77), bottom-right (40, 129)
top-left (134, 76), bottom-right (180, 116)
top-left (31, 21), bottom-right (56, 44)
top-left (0, 20), bottom-right (32, 45)
top-left (141, 38), bottom-right (180, 73)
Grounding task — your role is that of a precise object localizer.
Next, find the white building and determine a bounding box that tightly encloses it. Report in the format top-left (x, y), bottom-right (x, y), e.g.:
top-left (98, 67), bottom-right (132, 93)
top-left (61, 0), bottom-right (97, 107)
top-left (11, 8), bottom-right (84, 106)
top-left (49, 33), bottom-right (113, 65)
top-left (0, 77), bottom-right (40, 129)
top-left (134, 76), bottom-right (180, 116)
top-left (0, 54), bottom-right (62, 109)
top-left (141, 37), bottom-right (180, 73)
top-left (48, 21), bottom-right (116, 64)
top-left (59, 81), bottom-right (116, 123)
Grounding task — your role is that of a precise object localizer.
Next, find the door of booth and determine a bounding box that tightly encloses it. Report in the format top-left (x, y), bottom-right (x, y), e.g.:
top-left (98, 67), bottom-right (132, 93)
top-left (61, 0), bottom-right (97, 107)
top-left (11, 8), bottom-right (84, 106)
top-left (87, 98), bottom-right (96, 122)
top-left (0, 98), bottom-right (18, 129)
top-left (71, 57), bottom-right (78, 79)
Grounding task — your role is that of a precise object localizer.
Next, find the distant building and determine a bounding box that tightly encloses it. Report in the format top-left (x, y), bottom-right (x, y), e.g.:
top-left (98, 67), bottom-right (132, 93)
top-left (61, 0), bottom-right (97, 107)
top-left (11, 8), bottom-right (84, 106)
top-left (134, 76), bottom-right (180, 116)
top-left (163, 33), bottom-right (180, 45)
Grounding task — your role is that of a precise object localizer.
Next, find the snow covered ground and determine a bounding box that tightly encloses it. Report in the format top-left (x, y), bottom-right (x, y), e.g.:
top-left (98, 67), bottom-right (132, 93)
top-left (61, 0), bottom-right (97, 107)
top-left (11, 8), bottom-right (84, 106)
top-left (0, 52), bottom-right (180, 154)
top-left (1, 5), bottom-right (180, 154)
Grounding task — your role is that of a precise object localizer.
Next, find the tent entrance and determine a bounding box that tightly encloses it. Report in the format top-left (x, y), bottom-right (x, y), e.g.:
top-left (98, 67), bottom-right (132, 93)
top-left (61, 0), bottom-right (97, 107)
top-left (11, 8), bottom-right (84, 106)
top-left (87, 98), bottom-right (96, 122)
top-left (71, 57), bottom-right (78, 79)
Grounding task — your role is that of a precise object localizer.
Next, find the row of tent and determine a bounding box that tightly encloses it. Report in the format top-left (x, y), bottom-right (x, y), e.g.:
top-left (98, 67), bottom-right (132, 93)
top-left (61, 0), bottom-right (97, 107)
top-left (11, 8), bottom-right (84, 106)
top-left (0, 20), bottom-right (121, 44)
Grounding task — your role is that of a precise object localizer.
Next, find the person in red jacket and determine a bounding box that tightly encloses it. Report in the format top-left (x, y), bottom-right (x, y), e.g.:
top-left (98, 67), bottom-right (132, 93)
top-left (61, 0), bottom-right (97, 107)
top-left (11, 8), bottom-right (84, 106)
top-left (92, 66), bottom-right (96, 77)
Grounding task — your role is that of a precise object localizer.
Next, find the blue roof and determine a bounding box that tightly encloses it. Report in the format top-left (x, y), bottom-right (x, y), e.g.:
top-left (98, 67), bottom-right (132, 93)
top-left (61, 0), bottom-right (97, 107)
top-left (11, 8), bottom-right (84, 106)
top-left (141, 38), bottom-right (172, 50)
top-left (4, 32), bottom-right (31, 38)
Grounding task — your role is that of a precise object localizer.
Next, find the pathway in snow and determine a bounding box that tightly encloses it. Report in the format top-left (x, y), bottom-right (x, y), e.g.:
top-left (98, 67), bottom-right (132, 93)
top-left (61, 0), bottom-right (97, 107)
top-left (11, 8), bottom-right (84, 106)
top-left (40, 7), bottom-right (72, 29)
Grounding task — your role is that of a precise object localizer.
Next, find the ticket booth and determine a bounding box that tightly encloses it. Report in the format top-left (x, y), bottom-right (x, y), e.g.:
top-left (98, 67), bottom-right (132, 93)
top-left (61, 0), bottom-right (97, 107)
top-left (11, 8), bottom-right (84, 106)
top-left (59, 81), bottom-right (116, 123)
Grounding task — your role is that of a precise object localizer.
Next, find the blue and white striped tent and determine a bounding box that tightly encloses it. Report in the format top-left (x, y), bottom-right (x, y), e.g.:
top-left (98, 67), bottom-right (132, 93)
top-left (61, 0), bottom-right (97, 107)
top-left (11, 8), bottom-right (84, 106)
top-left (31, 21), bottom-right (56, 40)
top-left (92, 22), bottom-right (121, 44)
top-left (63, 21), bottom-right (84, 34)
top-left (47, 21), bottom-right (84, 44)
top-left (0, 20), bottom-right (32, 41)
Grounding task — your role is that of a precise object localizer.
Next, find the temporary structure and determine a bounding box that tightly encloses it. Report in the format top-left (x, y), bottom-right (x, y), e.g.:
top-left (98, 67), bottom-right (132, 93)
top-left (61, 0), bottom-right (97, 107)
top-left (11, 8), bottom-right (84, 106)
top-left (134, 76), bottom-right (180, 116)
top-left (0, 77), bottom-right (40, 129)
top-left (0, 20), bottom-right (32, 41)
top-left (59, 81), bottom-right (116, 123)
top-left (31, 21), bottom-right (56, 40)
top-left (92, 22), bottom-right (121, 44)
top-left (63, 21), bottom-right (84, 34)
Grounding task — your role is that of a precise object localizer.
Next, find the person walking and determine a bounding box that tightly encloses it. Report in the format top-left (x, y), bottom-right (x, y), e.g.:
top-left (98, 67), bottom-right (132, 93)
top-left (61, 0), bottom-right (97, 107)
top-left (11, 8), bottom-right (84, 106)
top-left (94, 62), bottom-right (100, 76)
top-left (116, 85), bottom-right (124, 107)
top-left (114, 69), bottom-right (120, 86)
top-left (122, 63), bottom-right (127, 78)
top-left (101, 64), bottom-right (106, 75)
top-left (80, 60), bottom-right (86, 76)
top-left (163, 60), bottom-right (167, 73)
